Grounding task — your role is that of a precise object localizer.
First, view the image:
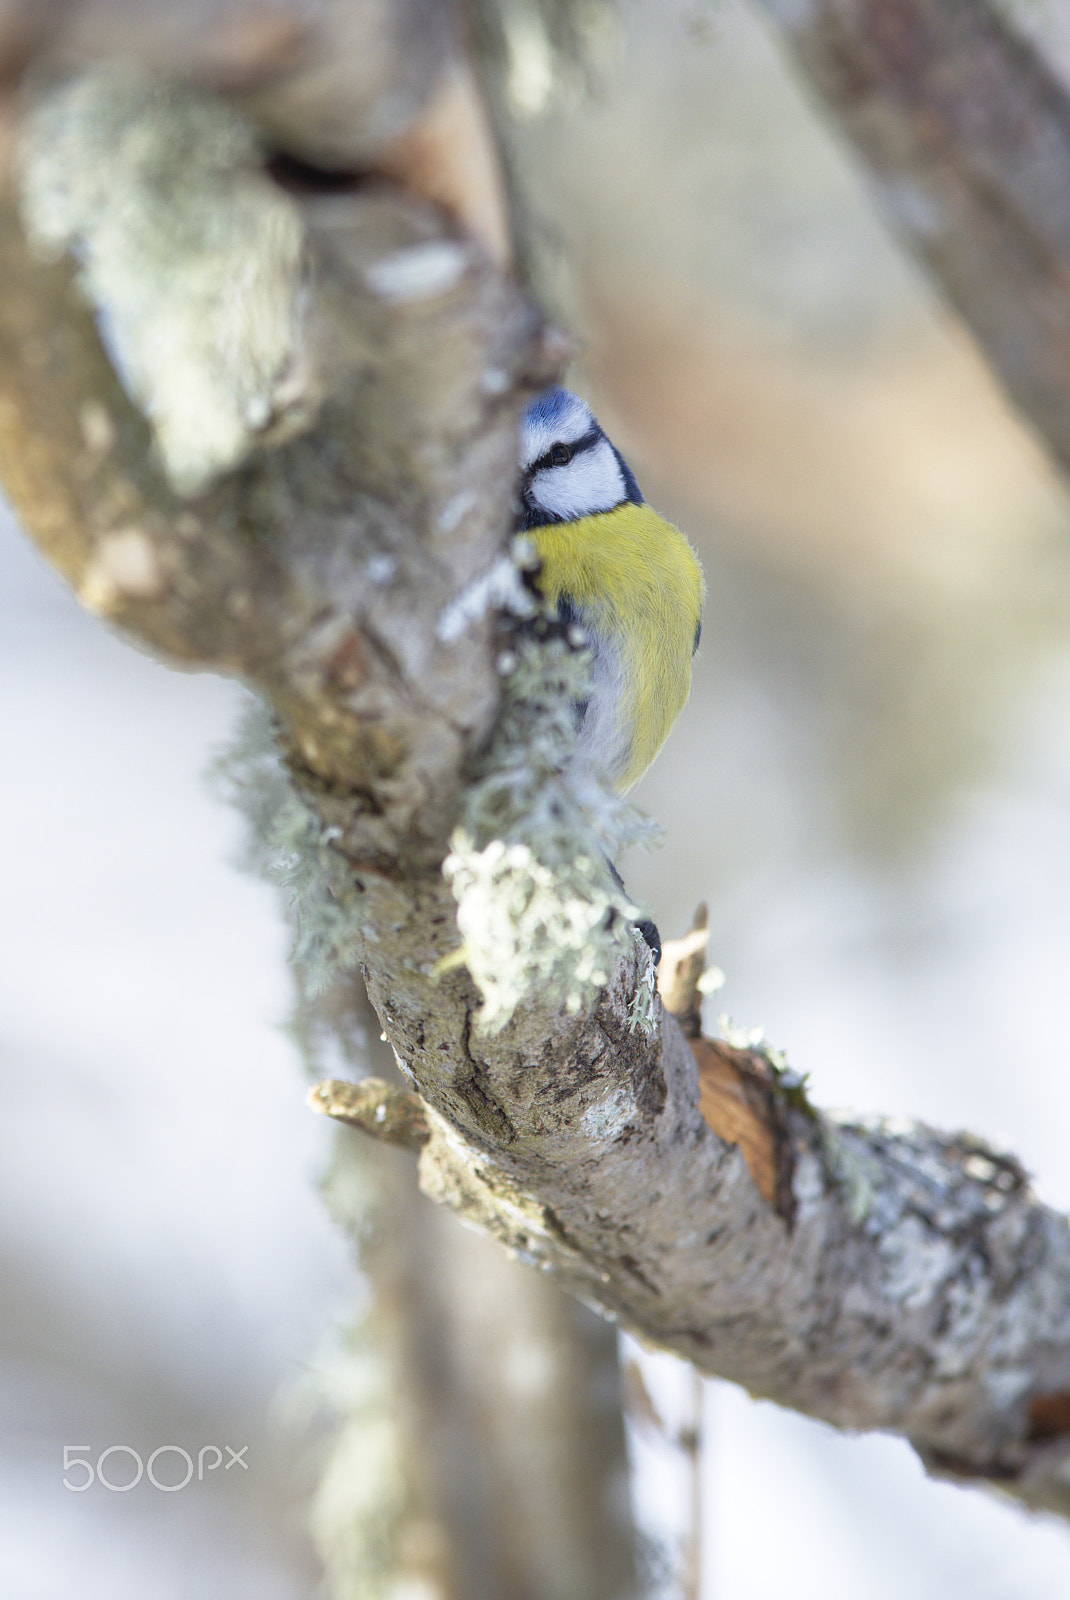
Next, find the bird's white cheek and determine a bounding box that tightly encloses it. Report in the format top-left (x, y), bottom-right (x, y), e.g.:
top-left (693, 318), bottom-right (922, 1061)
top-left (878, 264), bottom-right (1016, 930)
top-left (531, 463), bottom-right (586, 520)
top-left (531, 442), bottom-right (625, 520)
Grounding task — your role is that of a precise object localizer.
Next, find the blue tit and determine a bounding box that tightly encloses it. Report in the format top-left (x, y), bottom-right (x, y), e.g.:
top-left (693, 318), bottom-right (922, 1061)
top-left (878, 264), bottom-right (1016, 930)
top-left (518, 386), bottom-right (705, 794)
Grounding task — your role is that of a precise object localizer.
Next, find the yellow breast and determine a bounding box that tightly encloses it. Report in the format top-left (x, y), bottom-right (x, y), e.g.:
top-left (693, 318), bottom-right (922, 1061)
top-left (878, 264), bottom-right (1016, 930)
top-left (533, 503), bottom-right (705, 791)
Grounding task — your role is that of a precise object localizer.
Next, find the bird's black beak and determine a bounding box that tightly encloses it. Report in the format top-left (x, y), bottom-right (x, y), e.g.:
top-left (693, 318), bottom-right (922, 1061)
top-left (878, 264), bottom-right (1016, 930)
top-left (515, 476), bottom-right (539, 531)
top-left (515, 475), bottom-right (562, 532)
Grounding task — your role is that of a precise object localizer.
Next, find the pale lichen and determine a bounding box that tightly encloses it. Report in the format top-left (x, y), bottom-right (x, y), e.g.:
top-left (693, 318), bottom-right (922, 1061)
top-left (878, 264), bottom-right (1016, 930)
top-left (443, 628), bottom-right (657, 1033)
top-left (210, 698), bottom-right (366, 996)
top-left (627, 934), bottom-right (660, 1034)
top-left (79, 526), bottom-right (165, 611)
top-left (363, 240), bottom-right (471, 301)
top-left (818, 1121), bottom-right (889, 1228)
top-left (580, 1081), bottom-right (639, 1141)
top-left (19, 68), bottom-right (310, 494)
top-left (445, 830), bottom-right (626, 1029)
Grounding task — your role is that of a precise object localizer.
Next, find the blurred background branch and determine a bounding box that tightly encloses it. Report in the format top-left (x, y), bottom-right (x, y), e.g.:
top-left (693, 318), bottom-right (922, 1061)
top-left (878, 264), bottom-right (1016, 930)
top-left (753, 0), bottom-right (1070, 477)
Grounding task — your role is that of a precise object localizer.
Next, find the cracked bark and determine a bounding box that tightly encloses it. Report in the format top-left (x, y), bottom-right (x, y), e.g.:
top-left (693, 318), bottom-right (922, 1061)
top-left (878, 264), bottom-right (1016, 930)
top-left (5, 0), bottom-right (1070, 1531)
top-left (304, 986), bottom-right (638, 1600)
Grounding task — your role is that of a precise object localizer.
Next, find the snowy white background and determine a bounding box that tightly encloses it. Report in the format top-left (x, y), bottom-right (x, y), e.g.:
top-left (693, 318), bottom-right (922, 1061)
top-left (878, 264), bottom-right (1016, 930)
top-left (1, 518), bottom-right (354, 1598)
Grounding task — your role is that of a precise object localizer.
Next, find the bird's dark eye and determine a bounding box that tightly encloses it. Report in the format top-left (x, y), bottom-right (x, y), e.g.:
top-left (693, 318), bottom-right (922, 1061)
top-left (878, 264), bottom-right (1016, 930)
top-left (550, 443), bottom-right (572, 466)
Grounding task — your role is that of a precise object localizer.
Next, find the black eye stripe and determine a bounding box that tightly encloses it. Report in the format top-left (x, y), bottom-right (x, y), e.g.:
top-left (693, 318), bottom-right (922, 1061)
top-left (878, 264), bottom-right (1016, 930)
top-left (531, 426), bottom-right (602, 475)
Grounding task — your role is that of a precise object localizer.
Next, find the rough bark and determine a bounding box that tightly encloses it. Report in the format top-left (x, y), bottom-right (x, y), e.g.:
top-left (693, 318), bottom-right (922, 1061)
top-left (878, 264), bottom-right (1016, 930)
top-left (5, 0), bottom-right (1070, 1527)
top-left (305, 994), bottom-right (638, 1600)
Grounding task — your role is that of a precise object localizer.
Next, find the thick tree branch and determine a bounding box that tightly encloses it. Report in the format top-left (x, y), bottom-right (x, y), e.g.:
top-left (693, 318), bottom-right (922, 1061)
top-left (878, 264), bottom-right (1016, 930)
top-left (6, 0), bottom-right (1070, 1525)
top-left (0, 113), bottom-right (543, 857)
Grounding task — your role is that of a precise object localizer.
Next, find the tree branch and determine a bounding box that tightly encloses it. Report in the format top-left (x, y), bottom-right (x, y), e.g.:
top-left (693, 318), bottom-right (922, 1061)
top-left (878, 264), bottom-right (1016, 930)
top-left (0, 73), bottom-right (544, 853)
top-left (6, 0), bottom-right (1070, 1524)
top-left (310, 1076), bottom-right (431, 1151)
top-left (752, 0), bottom-right (1070, 477)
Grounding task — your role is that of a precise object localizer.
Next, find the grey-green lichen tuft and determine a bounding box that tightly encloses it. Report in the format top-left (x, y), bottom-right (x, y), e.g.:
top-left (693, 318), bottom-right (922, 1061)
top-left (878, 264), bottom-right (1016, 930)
top-left (211, 698), bottom-right (366, 996)
top-left (444, 629), bottom-right (658, 1032)
top-left (18, 67), bottom-right (310, 494)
